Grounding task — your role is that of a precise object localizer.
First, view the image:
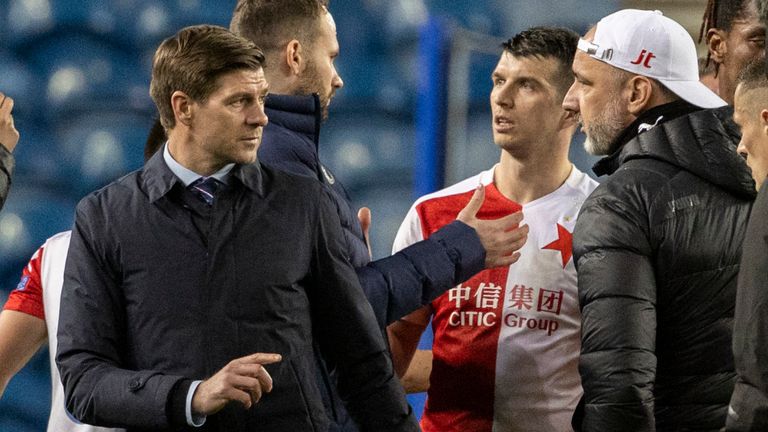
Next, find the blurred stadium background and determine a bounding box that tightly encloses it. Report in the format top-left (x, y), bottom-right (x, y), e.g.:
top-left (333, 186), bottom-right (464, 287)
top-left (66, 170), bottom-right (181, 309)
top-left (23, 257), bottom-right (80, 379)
top-left (0, 0), bottom-right (708, 429)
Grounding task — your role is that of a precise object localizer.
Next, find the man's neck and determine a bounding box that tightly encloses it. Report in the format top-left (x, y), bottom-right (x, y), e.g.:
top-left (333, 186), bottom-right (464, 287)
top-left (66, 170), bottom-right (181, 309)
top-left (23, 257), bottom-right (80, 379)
top-left (263, 69), bottom-right (296, 96)
top-left (494, 141), bottom-right (572, 205)
top-left (167, 135), bottom-right (225, 177)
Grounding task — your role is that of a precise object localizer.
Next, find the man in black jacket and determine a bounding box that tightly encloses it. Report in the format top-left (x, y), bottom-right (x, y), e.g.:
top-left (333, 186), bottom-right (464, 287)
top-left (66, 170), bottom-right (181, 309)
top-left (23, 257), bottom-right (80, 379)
top-left (726, 59), bottom-right (768, 431)
top-left (57, 25), bottom-right (418, 432)
top-left (563, 9), bottom-right (756, 431)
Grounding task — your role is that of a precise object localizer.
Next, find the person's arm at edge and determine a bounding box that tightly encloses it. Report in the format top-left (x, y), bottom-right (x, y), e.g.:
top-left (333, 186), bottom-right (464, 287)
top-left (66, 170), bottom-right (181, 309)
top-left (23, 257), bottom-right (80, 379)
top-left (387, 306), bottom-right (431, 379)
top-left (0, 240), bottom-right (48, 397)
top-left (0, 310), bottom-right (46, 397)
top-left (402, 349), bottom-right (432, 394)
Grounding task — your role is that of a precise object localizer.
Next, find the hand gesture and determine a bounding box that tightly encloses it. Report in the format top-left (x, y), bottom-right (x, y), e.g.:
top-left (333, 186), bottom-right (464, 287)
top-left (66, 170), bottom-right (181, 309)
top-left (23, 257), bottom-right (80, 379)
top-left (0, 93), bottom-right (19, 153)
top-left (457, 185), bottom-right (529, 268)
top-left (191, 352), bottom-right (282, 416)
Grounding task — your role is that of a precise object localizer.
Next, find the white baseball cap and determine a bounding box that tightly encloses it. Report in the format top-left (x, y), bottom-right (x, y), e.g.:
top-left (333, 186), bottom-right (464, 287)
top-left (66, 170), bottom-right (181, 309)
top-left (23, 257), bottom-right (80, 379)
top-left (577, 9), bottom-right (726, 109)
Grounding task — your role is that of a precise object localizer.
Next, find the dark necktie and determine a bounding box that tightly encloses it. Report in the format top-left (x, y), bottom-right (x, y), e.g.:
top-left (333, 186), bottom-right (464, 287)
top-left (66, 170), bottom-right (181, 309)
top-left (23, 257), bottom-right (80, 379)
top-left (189, 177), bottom-right (219, 206)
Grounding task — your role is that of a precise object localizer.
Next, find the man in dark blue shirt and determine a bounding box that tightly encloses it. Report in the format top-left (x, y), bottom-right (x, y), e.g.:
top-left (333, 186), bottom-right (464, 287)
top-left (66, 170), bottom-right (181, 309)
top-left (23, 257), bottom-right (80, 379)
top-left (57, 25), bottom-right (417, 432)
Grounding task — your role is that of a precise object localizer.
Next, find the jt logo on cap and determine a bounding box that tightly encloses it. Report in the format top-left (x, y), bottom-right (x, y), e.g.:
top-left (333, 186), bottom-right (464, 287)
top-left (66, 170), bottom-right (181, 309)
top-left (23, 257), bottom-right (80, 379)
top-left (630, 49), bottom-right (656, 68)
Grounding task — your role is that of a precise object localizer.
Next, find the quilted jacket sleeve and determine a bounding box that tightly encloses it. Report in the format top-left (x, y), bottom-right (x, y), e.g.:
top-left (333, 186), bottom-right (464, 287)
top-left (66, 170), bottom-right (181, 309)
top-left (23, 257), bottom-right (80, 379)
top-left (359, 220), bottom-right (485, 326)
top-left (572, 182), bottom-right (658, 432)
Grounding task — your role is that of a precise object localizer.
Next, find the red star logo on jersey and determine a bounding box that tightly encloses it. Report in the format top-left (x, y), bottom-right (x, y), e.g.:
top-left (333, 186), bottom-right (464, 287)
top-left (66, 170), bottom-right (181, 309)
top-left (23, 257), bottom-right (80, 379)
top-left (542, 223), bottom-right (573, 268)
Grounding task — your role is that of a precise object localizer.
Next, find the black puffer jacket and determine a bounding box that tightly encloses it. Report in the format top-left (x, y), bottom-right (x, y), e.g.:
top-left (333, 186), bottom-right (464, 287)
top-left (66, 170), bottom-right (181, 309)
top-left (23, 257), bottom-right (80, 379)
top-left (572, 105), bottom-right (755, 432)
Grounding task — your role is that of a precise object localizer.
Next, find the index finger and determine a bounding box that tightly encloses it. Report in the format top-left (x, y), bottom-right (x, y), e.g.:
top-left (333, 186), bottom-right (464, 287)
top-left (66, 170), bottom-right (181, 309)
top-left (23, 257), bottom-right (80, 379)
top-left (242, 352), bottom-right (282, 365)
top-left (0, 96), bottom-right (13, 116)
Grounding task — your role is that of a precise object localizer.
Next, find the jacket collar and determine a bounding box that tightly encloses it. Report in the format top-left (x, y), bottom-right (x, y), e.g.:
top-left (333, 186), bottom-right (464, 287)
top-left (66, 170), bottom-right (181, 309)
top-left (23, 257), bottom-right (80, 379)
top-left (594, 100), bottom-right (699, 176)
top-left (593, 105), bottom-right (756, 199)
top-left (142, 145), bottom-right (265, 203)
top-left (265, 93), bottom-right (321, 146)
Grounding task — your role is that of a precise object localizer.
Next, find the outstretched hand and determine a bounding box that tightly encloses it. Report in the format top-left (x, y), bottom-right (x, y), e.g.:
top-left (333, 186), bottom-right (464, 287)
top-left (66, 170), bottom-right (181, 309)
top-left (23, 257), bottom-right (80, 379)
top-left (457, 184), bottom-right (528, 268)
top-left (192, 352), bottom-right (282, 416)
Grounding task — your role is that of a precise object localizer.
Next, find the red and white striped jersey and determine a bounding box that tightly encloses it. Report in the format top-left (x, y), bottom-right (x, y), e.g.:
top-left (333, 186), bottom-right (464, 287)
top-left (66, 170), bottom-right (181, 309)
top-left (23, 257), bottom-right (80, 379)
top-left (394, 165), bottom-right (598, 432)
top-left (4, 231), bottom-right (123, 432)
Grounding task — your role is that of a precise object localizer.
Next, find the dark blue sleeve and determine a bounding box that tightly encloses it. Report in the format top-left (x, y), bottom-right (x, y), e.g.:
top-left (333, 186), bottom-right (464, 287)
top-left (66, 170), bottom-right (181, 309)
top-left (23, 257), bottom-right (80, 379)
top-left (357, 220), bottom-right (485, 326)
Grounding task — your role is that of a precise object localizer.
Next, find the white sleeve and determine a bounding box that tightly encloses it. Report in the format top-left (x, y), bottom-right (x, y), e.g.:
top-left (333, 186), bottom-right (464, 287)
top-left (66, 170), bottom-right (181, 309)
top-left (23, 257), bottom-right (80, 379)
top-left (392, 203), bottom-right (425, 254)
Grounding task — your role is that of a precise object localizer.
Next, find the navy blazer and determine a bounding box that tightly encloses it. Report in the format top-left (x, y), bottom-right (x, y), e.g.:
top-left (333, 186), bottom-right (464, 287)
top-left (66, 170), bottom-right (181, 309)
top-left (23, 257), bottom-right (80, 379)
top-left (57, 152), bottom-right (418, 431)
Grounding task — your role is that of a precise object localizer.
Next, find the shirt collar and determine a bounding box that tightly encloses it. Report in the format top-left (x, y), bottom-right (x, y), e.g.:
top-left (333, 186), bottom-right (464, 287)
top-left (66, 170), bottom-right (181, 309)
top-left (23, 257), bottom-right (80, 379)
top-left (142, 142), bottom-right (265, 203)
top-left (163, 143), bottom-right (234, 186)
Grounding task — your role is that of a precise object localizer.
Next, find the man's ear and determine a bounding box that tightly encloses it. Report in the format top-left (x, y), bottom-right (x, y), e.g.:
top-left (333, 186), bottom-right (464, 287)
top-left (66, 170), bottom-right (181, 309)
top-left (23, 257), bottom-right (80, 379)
top-left (171, 90), bottom-right (194, 127)
top-left (761, 108), bottom-right (768, 133)
top-left (284, 39), bottom-right (304, 76)
top-left (626, 76), bottom-right (654, 116)
top-left (707, 28), bottom-right (727, 66)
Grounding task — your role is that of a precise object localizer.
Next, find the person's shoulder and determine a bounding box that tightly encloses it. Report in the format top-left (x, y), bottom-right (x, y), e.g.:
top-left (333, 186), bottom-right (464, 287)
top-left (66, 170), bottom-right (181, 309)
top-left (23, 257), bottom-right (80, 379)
top-left (262, 162), bottom-right (323, 191)
top-left (564, 166), bottom-right (599, 200)
top-left (43, 231), bottom-right (72, 252)
top-left (75, 170), bottom-right (143, 214)
top-left (579, 162), bottom-right (671, 227)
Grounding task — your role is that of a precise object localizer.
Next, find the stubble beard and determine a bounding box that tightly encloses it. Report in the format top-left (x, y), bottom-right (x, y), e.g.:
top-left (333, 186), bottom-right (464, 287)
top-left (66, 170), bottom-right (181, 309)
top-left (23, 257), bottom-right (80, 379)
top-left (297, 60), bottom-right (333, 121)
top-left (582, 95), bottom-right (627, 156)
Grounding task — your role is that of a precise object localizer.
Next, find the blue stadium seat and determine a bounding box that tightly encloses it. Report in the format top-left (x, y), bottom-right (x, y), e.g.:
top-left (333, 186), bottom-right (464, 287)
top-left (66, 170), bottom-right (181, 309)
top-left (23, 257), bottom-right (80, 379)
top-left (0, 51), bottom-right (42, 118)
top-left (0, 185), bottom-right (77, 288)
top-left (116, 0), bottom-right (237, 51)
top-left (173, 0), bottom-right (237, 28)
top-left (424, 0), bottom-right (505, 36)
top-left (114, 1), bottom-right (182, 50)
top-left (23, 32), bottom-right (151, 118)
top-left (54, 111), bottom-right (152, 197)
top-left (4, 0), bottom-right (122, 50)
top-left (10, 123), bottom-right (63, 189)
top-left (329, 0), bottom-right (386, 56)
top-left (323, 111), bottom-right (414, 190)
top-left (335, 56), bottom-right (413, 110)
top-left (351, 183), bottom-right (414, 260)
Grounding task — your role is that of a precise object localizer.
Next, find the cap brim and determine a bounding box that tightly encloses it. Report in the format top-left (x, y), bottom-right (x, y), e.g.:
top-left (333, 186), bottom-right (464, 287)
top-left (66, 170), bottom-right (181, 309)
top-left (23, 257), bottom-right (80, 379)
top-left (659, 79), bottom-right (727, 109)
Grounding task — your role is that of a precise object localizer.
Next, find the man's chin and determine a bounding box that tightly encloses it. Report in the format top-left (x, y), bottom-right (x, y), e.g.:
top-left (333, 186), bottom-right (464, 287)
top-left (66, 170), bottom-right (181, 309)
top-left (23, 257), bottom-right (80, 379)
top-left (234, 150), bottom-right (259, 166)
top-left (581, 136), bottom-right (610, 156)
top-left (582, 136), bottom-right (600, 156)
